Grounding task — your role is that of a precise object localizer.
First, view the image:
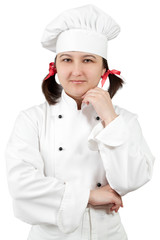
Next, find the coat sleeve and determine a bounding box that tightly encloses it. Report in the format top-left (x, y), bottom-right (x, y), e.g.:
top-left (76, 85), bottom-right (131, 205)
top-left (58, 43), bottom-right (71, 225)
top-left (5, 110), bottom-right (90, 233)
top-left (88, 108), bottom-right (155, 196)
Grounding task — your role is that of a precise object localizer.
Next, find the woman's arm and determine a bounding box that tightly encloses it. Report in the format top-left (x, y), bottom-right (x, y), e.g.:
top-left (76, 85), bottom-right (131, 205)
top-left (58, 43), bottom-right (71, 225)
top-left (89, 184), bottom-right (123, 212)
top-left (88, 113), bottom-right (155, 196)
top-left (83, 87), bottom-right (155, 196)
top-left (5, 111), bottom-right (90, 234)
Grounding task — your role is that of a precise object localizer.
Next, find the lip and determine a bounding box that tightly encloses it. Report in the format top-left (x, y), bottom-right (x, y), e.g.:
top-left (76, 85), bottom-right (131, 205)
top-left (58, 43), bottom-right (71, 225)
top-left (70, 80), bottom-right (86, 83)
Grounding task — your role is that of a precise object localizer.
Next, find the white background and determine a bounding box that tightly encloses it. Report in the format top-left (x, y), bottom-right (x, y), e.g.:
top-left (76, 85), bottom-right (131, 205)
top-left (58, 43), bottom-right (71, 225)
top-left (0, 0), bottom-right (160, 239)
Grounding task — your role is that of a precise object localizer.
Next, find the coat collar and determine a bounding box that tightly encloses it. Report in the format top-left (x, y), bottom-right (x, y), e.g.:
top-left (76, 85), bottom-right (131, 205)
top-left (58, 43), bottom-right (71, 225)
top-left (49, 89), bottom-right (92, 116)
top-left (61, 89), bottom-right (90, 110)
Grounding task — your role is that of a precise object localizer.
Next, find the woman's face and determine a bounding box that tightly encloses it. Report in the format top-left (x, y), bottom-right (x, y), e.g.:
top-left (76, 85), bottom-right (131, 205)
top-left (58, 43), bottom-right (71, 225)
top-left (55, 51), bottom-right (106, 102)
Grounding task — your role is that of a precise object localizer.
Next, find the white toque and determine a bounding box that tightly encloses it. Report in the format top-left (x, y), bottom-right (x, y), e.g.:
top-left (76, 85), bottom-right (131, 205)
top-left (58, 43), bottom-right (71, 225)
top-left (41, 4), bottom-right (120, 60)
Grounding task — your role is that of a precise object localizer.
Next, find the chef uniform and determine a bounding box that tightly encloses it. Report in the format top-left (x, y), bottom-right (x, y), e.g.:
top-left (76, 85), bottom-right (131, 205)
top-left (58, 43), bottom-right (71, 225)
top-left (5, 4), bottom-right (155, 240)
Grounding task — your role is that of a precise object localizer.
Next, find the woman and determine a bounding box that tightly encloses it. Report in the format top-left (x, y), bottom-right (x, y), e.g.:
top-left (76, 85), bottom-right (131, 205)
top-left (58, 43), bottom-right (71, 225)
top-left (5, 4), bottom-right (155, 240)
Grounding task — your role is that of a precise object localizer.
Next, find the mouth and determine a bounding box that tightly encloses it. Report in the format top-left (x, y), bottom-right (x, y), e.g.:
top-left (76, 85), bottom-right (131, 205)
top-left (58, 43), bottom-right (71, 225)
top-left (70, 80), bottom-right (86, 84)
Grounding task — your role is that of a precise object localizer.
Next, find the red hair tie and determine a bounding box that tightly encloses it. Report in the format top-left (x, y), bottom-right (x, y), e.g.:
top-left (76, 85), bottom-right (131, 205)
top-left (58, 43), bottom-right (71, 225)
top-left (44, 62), bottom-right (57, 81)
top-left (101, 69), bottom-right (121, 87)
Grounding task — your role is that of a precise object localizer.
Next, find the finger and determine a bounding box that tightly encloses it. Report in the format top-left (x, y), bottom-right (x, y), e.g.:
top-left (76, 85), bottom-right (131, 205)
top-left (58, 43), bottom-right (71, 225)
top-left (81, 92), bottom-right (100, 99)
top-left (118, 197), bottom-right (123, 207)
top-left (111, 205), bottom-right (120, 211)
top-left (82, 93), bottom-right (107, 105)
top-left (82, 88), bottom-right (107, 98)
top-left (82, 95), bottom-right (97, 104)
top-left (111, 200), bottom-right (123, 210)
top-left (110, 206), bottom-right (120, 212)
top-left (84, 89), bottom-right (107, 97)
top-left (118, 198), bottom-right (123, 208)
top-left (112, 191), bottom-right (123, 206)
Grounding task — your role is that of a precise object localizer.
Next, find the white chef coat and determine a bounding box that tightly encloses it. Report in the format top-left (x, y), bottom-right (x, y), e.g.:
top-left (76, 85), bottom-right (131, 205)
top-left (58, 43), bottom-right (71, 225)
top-left (5, 89), bottom-right (155, 240)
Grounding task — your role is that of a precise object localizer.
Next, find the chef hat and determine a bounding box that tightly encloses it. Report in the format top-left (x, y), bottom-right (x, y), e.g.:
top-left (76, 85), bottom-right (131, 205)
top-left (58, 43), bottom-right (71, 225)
top-left (41, 4), bottom-right (120, 60)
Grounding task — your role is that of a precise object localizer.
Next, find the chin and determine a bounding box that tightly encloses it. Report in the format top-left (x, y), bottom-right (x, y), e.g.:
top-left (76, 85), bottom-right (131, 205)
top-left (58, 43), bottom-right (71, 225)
top-left (70, 88), bottom-right (86, 95)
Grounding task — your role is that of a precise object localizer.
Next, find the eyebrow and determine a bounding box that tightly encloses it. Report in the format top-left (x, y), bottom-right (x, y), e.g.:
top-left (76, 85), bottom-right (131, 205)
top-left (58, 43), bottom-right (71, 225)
top-left (59, 54), bottom-right (97, 59)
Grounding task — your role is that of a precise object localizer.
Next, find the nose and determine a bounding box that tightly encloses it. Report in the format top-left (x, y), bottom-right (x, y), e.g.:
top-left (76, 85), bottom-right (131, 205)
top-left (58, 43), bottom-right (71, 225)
top-left (71, 62), bottom-right (83, 76)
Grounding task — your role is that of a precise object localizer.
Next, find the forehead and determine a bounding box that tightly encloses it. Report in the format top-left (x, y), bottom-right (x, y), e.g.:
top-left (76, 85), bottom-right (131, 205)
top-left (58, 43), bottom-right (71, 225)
top-left (57, 51), bottom-right (101, 59)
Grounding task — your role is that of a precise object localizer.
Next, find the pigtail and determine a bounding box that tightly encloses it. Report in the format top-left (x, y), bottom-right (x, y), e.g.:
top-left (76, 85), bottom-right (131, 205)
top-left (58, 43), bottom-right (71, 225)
top-left (103, 59), bottom-right (125, 99)
top-left (42, 75), bottom-right (62, 105)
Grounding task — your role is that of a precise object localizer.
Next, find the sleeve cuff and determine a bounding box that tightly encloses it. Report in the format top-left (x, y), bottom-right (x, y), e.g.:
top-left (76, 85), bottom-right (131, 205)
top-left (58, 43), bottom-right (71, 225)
top-left (88, 115), bottom-right (129, 150)
top-left (57, 182), bottom-right (90, 233)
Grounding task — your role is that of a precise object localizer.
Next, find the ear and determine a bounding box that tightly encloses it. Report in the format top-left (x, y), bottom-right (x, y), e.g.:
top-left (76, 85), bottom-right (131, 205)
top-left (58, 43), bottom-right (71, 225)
top-left (101, 68), bottom-right (106, 77)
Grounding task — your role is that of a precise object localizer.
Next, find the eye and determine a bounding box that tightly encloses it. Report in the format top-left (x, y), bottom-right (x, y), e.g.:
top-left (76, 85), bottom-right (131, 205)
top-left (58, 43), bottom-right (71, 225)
top-left (84, 59), bottom-right (93, 63)
top-left (62, 58), bottom-right (71, 62)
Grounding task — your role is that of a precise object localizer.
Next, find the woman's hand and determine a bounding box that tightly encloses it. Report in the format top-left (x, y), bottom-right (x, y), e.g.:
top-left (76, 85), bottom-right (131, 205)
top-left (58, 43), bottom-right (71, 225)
top-left (89, 184), bottom-right (123, 213)
top-left (82, 87), bottom-right (118, 127)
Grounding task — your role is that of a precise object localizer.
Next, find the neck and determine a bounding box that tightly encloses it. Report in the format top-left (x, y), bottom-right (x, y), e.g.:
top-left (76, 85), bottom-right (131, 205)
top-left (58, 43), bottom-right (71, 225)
top-left (76, 99), bottom-right (82, 110)
top-left (65, 91), bottom-right (83, 110)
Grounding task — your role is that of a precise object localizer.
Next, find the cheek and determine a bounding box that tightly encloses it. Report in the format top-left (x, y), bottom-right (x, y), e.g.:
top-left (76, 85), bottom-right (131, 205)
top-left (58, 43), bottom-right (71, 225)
top-left (57, 68), bottom-right (68, 82)
top-left (89, 72), bottom-right (101, 83)
top-left (88, 67), bottom-right (102, 78)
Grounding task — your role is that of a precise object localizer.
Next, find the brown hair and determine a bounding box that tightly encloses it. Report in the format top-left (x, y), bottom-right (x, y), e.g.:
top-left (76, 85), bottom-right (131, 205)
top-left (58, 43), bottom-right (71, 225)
top-left (41, 57), bottom-right (124, 105)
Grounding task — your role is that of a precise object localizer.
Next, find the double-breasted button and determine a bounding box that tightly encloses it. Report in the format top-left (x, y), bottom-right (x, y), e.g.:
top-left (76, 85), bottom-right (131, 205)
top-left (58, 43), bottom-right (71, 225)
top-left (58, 115), bottom-right (63, 118)
top-left (96, 116), bottom-right (100, 120)
top-left (97, 182), bottom-right (101, 187)
top-left (59, 147), bottom-right (63, 151)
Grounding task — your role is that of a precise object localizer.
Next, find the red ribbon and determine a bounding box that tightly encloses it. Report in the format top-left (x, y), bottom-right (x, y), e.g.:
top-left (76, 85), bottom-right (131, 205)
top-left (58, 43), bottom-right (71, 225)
top-left (101, 69), bottom-right (121, 87)
top-left (44, 62), bottom-right (57, 81)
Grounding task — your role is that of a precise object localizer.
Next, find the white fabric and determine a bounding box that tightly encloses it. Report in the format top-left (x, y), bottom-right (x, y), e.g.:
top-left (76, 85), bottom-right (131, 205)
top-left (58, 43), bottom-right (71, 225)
top-left (56, 29), bottom-right (108, 60)
top-left (41, 4), bottom-right (120, 60)
top-left (5, 90), bottom-right (155, 240)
